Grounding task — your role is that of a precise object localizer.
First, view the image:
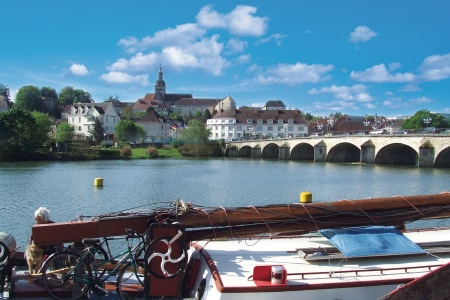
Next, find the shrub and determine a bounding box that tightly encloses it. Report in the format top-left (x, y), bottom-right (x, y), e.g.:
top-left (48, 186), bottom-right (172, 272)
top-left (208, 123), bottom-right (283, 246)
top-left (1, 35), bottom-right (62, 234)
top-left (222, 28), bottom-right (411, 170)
top-left (146, 146), bottom-right (158, 158)
top-left (120, 145), bottom-right (132, 158)
top-left (177, 144), bottom-right (222, 157)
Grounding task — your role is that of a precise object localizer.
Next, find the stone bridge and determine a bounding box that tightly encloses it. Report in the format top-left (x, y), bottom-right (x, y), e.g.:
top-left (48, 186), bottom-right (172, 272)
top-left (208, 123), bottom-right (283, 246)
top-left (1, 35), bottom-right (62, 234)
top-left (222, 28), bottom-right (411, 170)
top-left (225, 135), bottom-right (450, 168)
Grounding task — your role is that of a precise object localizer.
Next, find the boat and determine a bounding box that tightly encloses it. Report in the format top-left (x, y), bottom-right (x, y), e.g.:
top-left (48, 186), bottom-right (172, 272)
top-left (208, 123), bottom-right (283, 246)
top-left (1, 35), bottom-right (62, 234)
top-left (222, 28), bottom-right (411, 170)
top-left (2, 192), bottom-right (450, 299)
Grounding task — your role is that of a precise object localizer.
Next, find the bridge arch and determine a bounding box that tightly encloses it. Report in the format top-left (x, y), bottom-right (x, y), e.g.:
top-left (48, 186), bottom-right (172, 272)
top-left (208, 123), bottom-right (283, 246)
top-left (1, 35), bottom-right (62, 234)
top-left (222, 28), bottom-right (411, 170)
top-left (327, 142), bottom-right (360, 162)
top-left (375, 143), bottom-right (417, 165)
top-left (291, 143), bottom-right (314, 160)
top-left (435, 146), bottom-right (450, 168)
top-left (238, 145), bottom-right (252, 157)
top-left (261, 143), bottom-right (280, 158)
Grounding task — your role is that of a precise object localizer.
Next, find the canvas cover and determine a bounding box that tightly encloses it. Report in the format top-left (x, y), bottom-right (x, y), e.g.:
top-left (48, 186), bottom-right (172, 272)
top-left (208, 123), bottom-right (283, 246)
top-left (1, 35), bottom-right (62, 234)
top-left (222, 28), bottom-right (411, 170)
top-left (320, 226), bottom-right (425, 257)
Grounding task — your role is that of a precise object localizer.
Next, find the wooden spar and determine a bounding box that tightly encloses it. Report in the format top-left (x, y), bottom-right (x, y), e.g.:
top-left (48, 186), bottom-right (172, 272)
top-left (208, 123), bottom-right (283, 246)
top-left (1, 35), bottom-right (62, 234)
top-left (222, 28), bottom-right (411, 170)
top-left (178, 192), bottom-right (450, 228)
top-left (32, 192), bottom-right (450, 245)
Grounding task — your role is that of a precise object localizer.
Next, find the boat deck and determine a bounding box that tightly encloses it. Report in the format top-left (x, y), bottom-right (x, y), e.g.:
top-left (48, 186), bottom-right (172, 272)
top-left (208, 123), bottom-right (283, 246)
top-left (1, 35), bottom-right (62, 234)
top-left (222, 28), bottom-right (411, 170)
top-left (189, 228), bottom-right (450, 299)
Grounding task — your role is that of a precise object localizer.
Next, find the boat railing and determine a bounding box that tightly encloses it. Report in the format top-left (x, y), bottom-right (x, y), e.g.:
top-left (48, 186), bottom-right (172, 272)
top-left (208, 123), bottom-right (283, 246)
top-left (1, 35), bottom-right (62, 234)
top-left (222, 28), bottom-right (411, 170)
top-left (288, 264), bottom-right (441, 280)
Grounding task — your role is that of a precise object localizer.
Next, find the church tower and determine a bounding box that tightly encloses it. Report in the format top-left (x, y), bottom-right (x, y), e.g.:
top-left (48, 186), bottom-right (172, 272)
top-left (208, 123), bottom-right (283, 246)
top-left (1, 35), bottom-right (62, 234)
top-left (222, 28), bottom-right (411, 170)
top-left (154, 66), bottom-right (166, 101)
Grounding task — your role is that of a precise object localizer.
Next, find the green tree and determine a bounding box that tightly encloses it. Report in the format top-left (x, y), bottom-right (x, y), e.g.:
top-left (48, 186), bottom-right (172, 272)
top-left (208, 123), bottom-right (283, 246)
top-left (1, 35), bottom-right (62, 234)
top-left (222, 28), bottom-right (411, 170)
top-left (88, 118), bottom-right (105, 145)
top-left (31, 111), bottom-right (53, 142)
top-left (40, 87), bottom-right (58, 101)
top-left (14, 85), bottom-right (46, 112)
top-left (114, 120), bottom-right (144, 142)
top-left (179, 119), bottom-right (211, 144)
top-left (58, 86), bottom-right (93, 106)
top-left (55, 122), bottom-right (75, 143)
top-left (0, 84), bottom-right (12, 108)
top-left (0, 108), bottom-right (42, 159)
top-left (121, 106), bottom-right (133, 120)
top-left (402, 110), bottom-right (448, 130)
top-left (304, 112), bottom-right (313, 121)
top-left (203, 109), bottom-right (212, 122)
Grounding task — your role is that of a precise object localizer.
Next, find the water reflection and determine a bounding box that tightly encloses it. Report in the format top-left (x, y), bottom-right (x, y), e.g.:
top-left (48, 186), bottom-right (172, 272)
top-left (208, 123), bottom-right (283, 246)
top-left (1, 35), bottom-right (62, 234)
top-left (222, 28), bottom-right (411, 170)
top-left (1, 159), bottom-right (449, 249)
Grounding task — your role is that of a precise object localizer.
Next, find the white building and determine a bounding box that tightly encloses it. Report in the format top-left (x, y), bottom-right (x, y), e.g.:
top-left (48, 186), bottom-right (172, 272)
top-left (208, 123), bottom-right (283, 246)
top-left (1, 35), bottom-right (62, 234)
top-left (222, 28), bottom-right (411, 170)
top-left (207, 109), bottom-right (309, 140)
top-left (67, 102), bottom-right (120, 144)
top-left (136, 110), bottom-right (179, 139)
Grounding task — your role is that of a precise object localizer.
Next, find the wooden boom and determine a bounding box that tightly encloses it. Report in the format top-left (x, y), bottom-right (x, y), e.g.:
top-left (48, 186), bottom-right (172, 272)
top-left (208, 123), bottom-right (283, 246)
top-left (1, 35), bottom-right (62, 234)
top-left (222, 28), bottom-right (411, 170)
top-left (32, 192), bottom-right (450, 245)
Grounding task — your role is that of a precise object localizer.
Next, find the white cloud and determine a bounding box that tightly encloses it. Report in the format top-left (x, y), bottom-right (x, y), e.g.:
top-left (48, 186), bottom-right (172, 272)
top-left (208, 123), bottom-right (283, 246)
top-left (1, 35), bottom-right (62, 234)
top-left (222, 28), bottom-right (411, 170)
top-left (69, 64), bottom-right (89, 76)
top-left (118, 24), bottom-right (206, 54)
top-left (418, 53), bottom-right (450, 81)
top-left (388, 62), bottom-right (401, 71)
top-left (255, 33), bottom-right (287, 46)
top-left (161, 34), bottom-right (229, 76)
top-left (254, 62), bottom-right (333, 85)
top-left (399, 84), bottom-right (422, 92)
top-left (196, 5), bottom-right (268, 37)
top-left (226, 38), bottom-right (247, 54)
top-left (410, 96), bottom-right (432, 104)
top-left (100, 71), bottom-right (149, 86)
top-left (349, 26), bottom-right (377, 43)
top-left (108, 52), bottom-right (159, 73)
top-left (309, 84), bottom-right (371, 102)
top-left (350, 64), bottom-right (415, 82)
top-left (235, 54), bottom-right (251, 64)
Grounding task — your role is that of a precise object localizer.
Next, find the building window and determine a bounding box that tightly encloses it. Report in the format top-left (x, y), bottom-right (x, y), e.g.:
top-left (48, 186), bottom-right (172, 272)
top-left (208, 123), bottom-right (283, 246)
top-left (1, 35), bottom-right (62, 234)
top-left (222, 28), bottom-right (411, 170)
top-left (288, 126), bottom-right (293, 131)
top-left (78, 126), bottom-right (81, 131)
top-left (278, 119), bottom-right (283, 124)
top-left (268, 126), bottom-right (273, 131)
top-left (247, 119), bottom-right (253, 123)
top-left (229, 126), bottom-right (234, 130)
top-left (288, 119), bottom-right (294, 124)
top-left (267, 119), bottom-right (273, 124)
top-left (257, 119), bottom-right (263, 124)
top-left (256, 126), bottom-right (262, 131)
top-left (247, 126), bottom-right (253, 131)
top-left (78, 117), bottom-right (81, 122)
top-left (237, 126), bottom-right (242, 131)
top-left (298, 126), bottom-right (304, 131)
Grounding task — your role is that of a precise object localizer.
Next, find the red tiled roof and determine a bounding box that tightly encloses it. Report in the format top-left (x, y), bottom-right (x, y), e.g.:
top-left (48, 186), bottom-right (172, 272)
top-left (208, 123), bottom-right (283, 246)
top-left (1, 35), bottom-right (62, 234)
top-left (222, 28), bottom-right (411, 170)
top-left (213, 109), bottom-right (307, 124)
top-left (175, 98), bottom-right (219, 106)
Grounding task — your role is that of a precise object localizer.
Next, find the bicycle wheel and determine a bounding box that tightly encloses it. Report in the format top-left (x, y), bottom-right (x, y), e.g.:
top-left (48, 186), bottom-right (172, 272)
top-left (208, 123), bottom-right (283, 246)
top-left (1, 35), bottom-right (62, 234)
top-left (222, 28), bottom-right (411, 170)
top-left (41, 251), bottom-right (92, 300)
top-left (91, 245), bottom-right (109, 278)
top-left (116, 261), bottom-right (146, 300)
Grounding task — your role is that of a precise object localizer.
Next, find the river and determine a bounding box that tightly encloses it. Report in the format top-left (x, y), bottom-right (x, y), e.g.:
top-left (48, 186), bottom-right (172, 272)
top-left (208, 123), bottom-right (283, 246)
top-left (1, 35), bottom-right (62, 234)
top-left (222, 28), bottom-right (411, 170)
top-left (1, 158), bottom-right (450, 250)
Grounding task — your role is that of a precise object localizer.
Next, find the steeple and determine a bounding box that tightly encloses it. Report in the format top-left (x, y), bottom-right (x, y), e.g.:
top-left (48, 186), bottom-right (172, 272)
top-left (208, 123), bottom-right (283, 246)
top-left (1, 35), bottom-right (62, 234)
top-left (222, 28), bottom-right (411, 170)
top-left (154, 65), bottom-right (166, 98)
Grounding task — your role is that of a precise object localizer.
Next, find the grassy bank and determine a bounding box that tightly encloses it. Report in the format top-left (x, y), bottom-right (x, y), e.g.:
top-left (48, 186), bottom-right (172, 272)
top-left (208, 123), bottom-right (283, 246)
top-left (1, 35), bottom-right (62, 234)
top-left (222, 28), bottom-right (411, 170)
top-left (129, 146), bottom-right (183, 159)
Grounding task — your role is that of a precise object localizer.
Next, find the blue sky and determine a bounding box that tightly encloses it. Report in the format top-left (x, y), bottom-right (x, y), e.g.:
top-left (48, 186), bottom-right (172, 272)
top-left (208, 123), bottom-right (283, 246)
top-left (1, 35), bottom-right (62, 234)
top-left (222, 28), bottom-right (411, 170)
top-left (2, 1), bottom-right (449, 118)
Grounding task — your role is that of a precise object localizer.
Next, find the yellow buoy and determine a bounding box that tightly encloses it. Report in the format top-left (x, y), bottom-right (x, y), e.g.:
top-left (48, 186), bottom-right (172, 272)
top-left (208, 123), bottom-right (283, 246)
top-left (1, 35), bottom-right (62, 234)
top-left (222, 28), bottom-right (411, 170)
top-left (300, 192), bottom-right (312, 203)
top-left (94, 178), bottom-right (104, 187)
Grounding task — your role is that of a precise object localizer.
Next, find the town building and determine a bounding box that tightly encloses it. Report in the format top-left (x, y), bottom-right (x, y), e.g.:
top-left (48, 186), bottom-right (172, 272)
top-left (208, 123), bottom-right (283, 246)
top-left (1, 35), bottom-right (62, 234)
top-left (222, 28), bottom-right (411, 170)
top-left (132, 67), bottom-right (192, 115)
top-left (136, 110), bottom-right (180, 139)
top-left (132, 68), bottom-right (236, 117)
top-left (67, 102), bottom-right (120, 144)
top-left (207, 109), bottom-right (308, 140)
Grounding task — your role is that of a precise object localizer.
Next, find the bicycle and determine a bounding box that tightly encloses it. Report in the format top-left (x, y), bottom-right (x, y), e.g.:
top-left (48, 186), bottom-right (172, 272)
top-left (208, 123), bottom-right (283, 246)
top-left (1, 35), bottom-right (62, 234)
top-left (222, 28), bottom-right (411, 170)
top-left (41, 228), bottom-right (147, 300)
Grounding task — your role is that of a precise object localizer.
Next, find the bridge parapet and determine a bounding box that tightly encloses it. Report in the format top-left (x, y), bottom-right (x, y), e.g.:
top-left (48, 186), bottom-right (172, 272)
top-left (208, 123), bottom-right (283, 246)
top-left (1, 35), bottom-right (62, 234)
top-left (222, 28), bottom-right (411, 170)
top-left (225, 135), bottom-right (450, 168)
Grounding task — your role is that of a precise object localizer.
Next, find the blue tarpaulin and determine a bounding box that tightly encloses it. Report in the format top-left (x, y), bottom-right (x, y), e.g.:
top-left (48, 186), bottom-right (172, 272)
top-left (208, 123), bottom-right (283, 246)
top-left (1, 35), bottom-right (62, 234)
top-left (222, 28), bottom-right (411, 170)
top-left (320, 226), bottom-right (425, 257)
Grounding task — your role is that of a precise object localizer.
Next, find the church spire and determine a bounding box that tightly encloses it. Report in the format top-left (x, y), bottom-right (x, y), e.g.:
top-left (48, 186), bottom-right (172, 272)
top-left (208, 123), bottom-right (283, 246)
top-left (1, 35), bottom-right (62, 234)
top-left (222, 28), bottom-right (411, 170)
top-left (154, 65), bottom-right (166, 99)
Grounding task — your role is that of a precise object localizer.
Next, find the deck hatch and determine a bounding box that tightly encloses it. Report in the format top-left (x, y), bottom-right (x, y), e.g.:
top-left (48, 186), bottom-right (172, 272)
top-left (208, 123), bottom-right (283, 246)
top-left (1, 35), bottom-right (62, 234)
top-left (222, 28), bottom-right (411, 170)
top-left (320, 226), bottom-right (425, 257)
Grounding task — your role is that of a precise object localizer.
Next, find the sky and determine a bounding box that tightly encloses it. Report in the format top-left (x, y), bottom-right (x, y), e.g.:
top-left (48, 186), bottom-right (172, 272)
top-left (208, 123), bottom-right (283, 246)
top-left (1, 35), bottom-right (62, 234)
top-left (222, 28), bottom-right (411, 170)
top-left (1, 0), bottom-right (450, 118)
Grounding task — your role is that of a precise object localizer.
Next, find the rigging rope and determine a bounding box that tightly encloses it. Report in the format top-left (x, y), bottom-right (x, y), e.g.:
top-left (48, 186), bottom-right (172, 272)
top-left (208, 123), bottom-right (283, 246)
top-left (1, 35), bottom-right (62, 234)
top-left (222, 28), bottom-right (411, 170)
top-left (342, 199), bottom-right (379, 225)
top-left (249, 205), bottom-right (274, 236)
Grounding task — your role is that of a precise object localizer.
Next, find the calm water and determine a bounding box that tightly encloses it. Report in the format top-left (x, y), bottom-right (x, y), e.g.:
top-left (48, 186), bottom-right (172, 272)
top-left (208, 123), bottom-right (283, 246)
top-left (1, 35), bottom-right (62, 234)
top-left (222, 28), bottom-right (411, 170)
top-left (1, 158), bottom-right (449, 250)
